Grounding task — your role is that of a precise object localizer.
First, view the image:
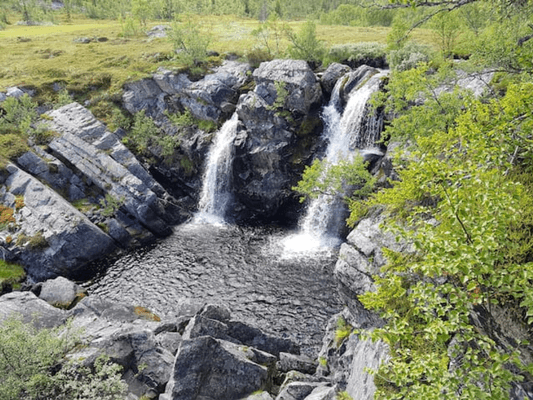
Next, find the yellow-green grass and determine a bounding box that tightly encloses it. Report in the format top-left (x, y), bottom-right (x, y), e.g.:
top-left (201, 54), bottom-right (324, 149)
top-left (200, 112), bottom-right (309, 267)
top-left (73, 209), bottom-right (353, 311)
top-left (0, 259), bottom-right (26, 288)
top-left (0, 14), bottom-right (440, 94)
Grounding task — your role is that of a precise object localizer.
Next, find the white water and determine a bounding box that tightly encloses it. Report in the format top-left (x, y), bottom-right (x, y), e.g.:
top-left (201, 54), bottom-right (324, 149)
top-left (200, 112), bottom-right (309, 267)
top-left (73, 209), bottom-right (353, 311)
top-left (283, 71), bottom-right (386, 254)
top-left (194, 113), bottom-right (239, 225)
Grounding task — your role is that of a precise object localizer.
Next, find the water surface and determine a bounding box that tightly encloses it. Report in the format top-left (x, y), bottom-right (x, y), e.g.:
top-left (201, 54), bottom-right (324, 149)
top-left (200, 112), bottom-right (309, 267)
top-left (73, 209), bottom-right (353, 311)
top-left (86, 223), bottom-right (342, 356)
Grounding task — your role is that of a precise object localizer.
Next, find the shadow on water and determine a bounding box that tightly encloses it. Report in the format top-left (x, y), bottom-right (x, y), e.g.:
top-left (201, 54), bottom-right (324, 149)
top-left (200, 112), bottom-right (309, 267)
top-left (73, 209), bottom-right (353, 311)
top-left (85, 222), bottom-right (343, 356)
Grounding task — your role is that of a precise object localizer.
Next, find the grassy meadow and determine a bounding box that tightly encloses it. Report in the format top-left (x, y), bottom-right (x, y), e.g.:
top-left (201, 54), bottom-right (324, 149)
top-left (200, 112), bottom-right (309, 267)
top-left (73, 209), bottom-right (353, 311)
top-left (0, 14), bottom-right (437, 96)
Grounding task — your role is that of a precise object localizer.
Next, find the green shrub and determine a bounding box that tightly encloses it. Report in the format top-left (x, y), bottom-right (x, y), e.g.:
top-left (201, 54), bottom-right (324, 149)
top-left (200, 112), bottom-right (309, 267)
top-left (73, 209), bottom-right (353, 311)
top-left (387, 41), bottom-right (434, 71)
top-left (169, 16), bottom-right (212, 67)
top-left (334, 316), bottom-right (352, 347)
top-left (0, 316), bottom-right (126, 400)
top-left (325, 42), bottom-right (387, 67)
top-left (123, 110), bottom-right (160, 153)
top-left (286, 20), bottom-right (326, 66)
top-left (246, 47), bottom-right (274, 68)
top-left (28, 231), bottom-right (48, 250)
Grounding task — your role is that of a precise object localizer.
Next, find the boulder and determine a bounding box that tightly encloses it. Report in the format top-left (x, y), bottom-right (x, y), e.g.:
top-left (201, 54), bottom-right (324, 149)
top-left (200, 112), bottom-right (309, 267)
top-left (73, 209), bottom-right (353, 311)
top-left (275, 382), bottom-right (327, 400)
top-left (146, 25), bottom-right (171, 38)
top-left (315, 312), bottom-right (388, 400)
top-left (0, 291), bottom-right (67, 329)
top-left (179, 61), bottom-right (252, 122)
top-left (183, 314), bottom-right (300, 357)
top-left (277, 352), bottom-right (317, 375)
top-left (161, 335), bottom-right (273, 400)
top-left (321, 63), bottom-right (351, 95)
top-left (68, 296), bottom-right (174, 398)
top-left (6, 86), bottom-right (25, 98)
top-left (303, 385), bottom-right (336, 400)
top-left (122, 78), bottom-right (167, 117)
top-left (1, 164), bottom-right (116, 281)
top-left (123, 61), bottom-right (251, 122)
top-left (38, 276), bottom-right (86, 309)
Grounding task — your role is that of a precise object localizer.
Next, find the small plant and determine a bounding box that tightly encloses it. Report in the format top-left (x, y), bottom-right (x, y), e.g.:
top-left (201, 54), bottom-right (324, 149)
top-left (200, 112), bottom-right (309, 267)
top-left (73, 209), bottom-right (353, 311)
top-left (166, 109), bottom-right (194, 128)
top-left (123, 110), bottom-right (160, 154)
top-left (28, 231), bottom-right (48, 250)
top-left (0, 205), bottom-right (16, 230)
top-left (336, 391), bottom-right (354, 400)
top-left (14, 195), bottom-right (25, 211)
top-left (5, 236), bottom-right (13, 245)
top-left (99, 194), bottom-right (125, 217)
top-left (318, 356), bottom-right (327, 367)
top-left (334, 316), bottom-right (352, 347)
top-left (169, 15), bottom-right (212, 67)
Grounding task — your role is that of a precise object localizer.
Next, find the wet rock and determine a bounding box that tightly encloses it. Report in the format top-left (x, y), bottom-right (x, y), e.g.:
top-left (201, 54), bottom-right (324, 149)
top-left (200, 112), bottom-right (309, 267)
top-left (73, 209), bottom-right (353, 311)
top-left (38, 276), bottom-right (86, 309)
top-left (233, 59), bottom-right (323, 221)
top-left (0, 291), bottom-right (67, 329)
top-left (321, 63), bottom-right (351, 95)
top-left (161, 335), bottom-right (272, 400)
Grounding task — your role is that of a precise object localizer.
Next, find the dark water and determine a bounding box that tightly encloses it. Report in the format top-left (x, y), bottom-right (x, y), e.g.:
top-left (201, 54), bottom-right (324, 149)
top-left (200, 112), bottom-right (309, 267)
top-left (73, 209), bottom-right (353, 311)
top-left (85, 223), bottom-right (343, 356)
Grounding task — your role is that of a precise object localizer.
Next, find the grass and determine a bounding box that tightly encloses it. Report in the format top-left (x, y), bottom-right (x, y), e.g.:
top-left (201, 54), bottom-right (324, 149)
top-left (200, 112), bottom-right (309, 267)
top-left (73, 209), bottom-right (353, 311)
top-left (0, 259), bottom-right (26, 289)
top-left (0, 13), bottom-right (440, 95)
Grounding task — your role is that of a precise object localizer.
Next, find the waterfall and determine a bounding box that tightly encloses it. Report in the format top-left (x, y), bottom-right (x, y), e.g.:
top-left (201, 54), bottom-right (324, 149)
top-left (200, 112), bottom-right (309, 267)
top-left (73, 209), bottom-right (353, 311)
top-left (284, 70), bottom-right (386, 253)
top-left (194, 112), bottom-right (239, 225)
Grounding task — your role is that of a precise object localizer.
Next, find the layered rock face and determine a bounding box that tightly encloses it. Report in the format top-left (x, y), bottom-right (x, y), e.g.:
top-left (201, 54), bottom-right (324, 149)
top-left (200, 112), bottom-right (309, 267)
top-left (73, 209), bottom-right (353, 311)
top-left (0, 102), bottom-right (187, 280)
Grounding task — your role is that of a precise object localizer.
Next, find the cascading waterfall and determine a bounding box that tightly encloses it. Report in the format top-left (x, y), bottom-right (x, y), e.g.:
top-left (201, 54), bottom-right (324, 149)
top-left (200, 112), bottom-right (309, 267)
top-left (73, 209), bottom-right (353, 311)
top-left (284, 70), bottom-right (386, 253)
top-left (194, 112), bottom-right (239, 225)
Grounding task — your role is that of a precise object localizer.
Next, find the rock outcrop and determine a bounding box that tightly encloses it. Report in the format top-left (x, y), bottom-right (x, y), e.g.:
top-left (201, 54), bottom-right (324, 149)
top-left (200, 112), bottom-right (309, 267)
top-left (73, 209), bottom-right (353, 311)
top-left (232, 59), bottom-right (324, 222)
top-left (0, 286), bottom-right (323, 400)
top-left (0, 164), bottom-right (116, 280)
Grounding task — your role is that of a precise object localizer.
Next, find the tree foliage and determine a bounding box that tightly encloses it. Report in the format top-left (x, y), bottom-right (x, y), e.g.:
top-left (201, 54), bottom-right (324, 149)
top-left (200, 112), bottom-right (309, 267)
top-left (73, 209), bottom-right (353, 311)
top-left (354, 64), bottom-right (533, 399)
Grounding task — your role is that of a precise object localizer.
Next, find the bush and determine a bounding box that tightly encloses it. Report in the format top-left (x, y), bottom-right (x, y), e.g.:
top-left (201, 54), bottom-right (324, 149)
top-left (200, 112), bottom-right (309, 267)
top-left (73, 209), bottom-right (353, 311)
top-left (0, 316), bottom-right (126, 400)
top-left (325, 42), bottom-right (387, 68)
top-left (387, 41), bottom-right (434, 71)
top-left (286, 20), bottom-right (326, 66)
top-left (169, 16), bottom-right (212, 67)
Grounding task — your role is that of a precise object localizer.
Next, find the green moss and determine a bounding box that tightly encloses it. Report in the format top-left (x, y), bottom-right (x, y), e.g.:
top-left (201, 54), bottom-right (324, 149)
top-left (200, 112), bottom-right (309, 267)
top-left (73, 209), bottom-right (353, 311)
top-left (0, 260), bottom-right (26, 292)
top-left (179, 155), bottom-right (195, 176)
